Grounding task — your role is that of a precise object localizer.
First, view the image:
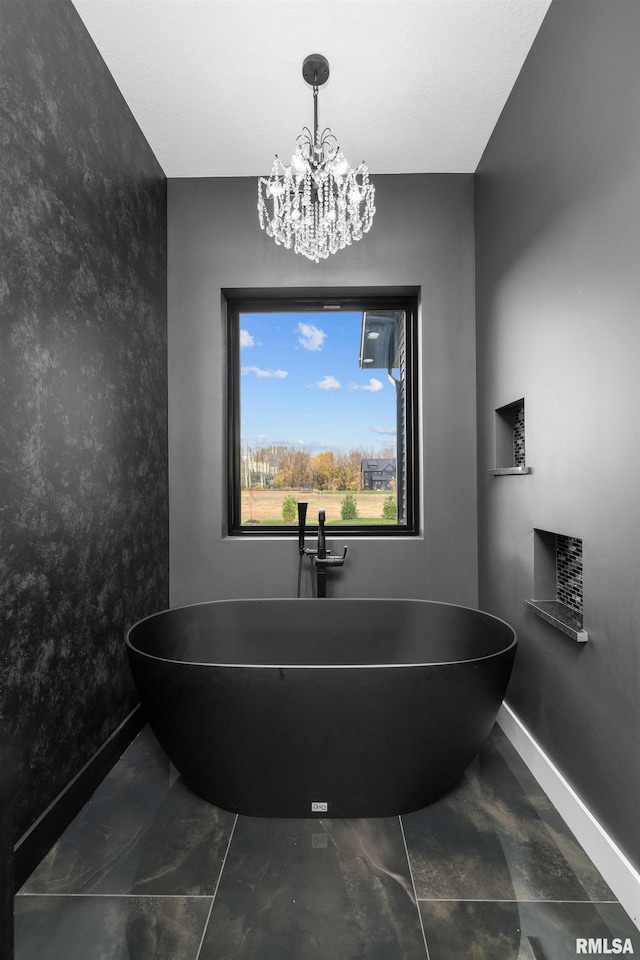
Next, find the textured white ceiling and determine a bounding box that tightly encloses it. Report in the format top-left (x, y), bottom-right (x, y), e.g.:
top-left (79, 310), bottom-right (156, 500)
top-left (71, 0), bottom-right (553, 178)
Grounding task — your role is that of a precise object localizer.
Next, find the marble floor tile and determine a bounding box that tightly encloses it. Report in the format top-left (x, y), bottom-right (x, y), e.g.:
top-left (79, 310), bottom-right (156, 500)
top-left (418, 899), bottom-right (640, 960)
top-left (199, 815), bottom-right (428, 960)
top-left (20, 728), bottom-right (237, 896)
top-left (14, 724), bottom-right (636, 960)
top-left (403, 727), bottom-right (615, 903)
top-left (14, 895), bottom-right (211, 960)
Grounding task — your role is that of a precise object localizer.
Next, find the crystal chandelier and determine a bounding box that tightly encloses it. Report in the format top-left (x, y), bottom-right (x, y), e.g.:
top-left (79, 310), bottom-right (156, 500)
top-left (257, 54), bottom-right (376, 263)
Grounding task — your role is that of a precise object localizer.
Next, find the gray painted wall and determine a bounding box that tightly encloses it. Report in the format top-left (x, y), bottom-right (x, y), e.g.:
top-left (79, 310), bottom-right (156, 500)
top-left (476, 1), bottom-right (640, 868)
top-left (0, 1), bottom-right (169, 843)
top-left (168, 174), bottom-right (477, 607)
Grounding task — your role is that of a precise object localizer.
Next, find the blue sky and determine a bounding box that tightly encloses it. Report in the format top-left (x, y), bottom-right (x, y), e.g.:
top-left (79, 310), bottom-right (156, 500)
top-left (239, 311), bottom-right (397, 456)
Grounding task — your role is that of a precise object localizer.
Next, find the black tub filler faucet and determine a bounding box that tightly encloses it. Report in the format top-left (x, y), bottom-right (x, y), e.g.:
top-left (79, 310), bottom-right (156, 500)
top-left (297, 503), bottom-right (347, 597)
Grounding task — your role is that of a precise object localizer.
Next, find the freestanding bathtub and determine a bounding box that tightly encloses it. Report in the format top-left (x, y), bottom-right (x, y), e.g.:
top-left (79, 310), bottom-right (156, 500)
top-left (125, 598), bottom-right (517, 818)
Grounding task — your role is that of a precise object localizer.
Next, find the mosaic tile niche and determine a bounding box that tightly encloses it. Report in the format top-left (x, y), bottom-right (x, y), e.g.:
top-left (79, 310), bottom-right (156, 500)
top-left (512, 402), bottom-right (525, 467)
top-left (526, 530), bottom-right (586, 642)
top-left (490, 399), bottom-right (528, 475)
top-left (556, 535), bottom-right (583, 614)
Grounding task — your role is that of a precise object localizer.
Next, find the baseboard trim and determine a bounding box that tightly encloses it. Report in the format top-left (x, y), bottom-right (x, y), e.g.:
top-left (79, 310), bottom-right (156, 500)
top-left (13, 705), bottom-right (144, 890)
top-left (497, 702), bottom-right (640, 927)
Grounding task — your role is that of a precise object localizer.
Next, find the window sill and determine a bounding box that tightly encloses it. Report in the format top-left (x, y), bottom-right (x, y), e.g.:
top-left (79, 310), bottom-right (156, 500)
top-left (524, 599), bottom-right (588, 642)
top-left (488, 466), bottom-right (531, 476)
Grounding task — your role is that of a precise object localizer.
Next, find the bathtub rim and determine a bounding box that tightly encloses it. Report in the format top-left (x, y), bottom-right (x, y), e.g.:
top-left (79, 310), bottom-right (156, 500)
top-left (125, 597), bottom-right (518, 670)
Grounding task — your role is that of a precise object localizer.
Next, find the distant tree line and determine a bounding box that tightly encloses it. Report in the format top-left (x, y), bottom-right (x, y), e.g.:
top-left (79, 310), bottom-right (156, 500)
top-left (241, 444), bottom-right (395, 491)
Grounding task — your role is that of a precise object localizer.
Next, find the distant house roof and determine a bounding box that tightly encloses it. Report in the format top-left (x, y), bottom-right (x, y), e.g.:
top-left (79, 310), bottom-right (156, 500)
top-left (361, 458), bottom-right (396, 473)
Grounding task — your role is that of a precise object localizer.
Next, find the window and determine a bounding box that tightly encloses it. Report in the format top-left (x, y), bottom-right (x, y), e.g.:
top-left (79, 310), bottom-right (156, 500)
top-left (225, 288), bottom-right (419, 537)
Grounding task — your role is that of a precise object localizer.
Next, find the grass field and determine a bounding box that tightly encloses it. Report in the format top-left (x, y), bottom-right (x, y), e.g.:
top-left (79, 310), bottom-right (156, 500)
top-left (241, 489), bottom-right (395, 525)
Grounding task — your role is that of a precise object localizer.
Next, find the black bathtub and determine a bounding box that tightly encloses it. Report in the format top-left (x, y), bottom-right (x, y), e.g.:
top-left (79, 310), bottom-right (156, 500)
top-left (126, 598), bottom-right (517, 818)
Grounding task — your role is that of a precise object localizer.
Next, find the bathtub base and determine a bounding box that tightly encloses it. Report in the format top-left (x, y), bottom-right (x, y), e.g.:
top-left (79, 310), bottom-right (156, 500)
top-left (133, 656), bottom-right (515, 818)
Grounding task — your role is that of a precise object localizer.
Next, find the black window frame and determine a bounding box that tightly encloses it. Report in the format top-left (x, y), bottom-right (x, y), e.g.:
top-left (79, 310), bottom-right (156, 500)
top-left (225, 286), bottom-right (420, 538)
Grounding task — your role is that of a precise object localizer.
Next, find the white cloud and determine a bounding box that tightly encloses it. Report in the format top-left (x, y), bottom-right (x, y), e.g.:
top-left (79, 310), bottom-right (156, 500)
top-left (315, 375), bottom-right (341, 390)
top-left (298, 322), bottom-right (326, 351)
top-left (241, 366), bottom-right (288, 379)
top-left (240, 329), bottom-right (255, 348)
top-left (348, 378), bottom-right (384, 392)
top-left (373, 426), bottom-right (396, 435)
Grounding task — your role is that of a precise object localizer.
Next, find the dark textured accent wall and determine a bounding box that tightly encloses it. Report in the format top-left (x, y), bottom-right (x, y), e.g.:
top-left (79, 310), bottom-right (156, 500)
top-left (0, 1), bottom-right (168, 844)
top-left (476, 1), bottom-right (640, 868)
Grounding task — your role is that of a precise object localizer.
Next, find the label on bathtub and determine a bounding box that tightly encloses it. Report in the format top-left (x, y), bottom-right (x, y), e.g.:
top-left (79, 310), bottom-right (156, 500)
top-left (311, 801), bottom-right (328, 813)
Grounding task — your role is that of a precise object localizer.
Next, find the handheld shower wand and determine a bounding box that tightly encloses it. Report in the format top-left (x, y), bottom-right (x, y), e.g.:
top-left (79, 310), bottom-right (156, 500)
top-left (297, 501), bottom-right (308, 555)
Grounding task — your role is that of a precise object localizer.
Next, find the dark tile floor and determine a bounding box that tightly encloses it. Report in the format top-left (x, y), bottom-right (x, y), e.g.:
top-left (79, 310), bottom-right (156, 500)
top-left (15, 725), bottom-right (638, 959)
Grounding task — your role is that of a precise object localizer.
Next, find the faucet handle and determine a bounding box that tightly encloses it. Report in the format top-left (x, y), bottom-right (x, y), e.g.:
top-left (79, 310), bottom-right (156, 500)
top-left (325, 546), bottom-right (347, 567)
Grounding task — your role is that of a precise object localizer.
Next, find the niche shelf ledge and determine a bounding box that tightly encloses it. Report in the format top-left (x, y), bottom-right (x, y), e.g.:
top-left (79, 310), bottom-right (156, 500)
top-left (488, 466), bottom-right (531, 476)
top-left (524, 599), bottom-right (588, 643)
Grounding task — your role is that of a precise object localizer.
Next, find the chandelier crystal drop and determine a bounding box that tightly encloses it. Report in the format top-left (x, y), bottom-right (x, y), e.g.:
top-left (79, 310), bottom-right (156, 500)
top-left (257, 54), bottom-right (375, 263)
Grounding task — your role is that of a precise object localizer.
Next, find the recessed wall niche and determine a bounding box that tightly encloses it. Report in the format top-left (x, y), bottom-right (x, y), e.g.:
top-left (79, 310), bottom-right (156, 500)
top-left (525, 529), bottom-right (587, 642)
top-left (489, 398), bottom-right (530, 475)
